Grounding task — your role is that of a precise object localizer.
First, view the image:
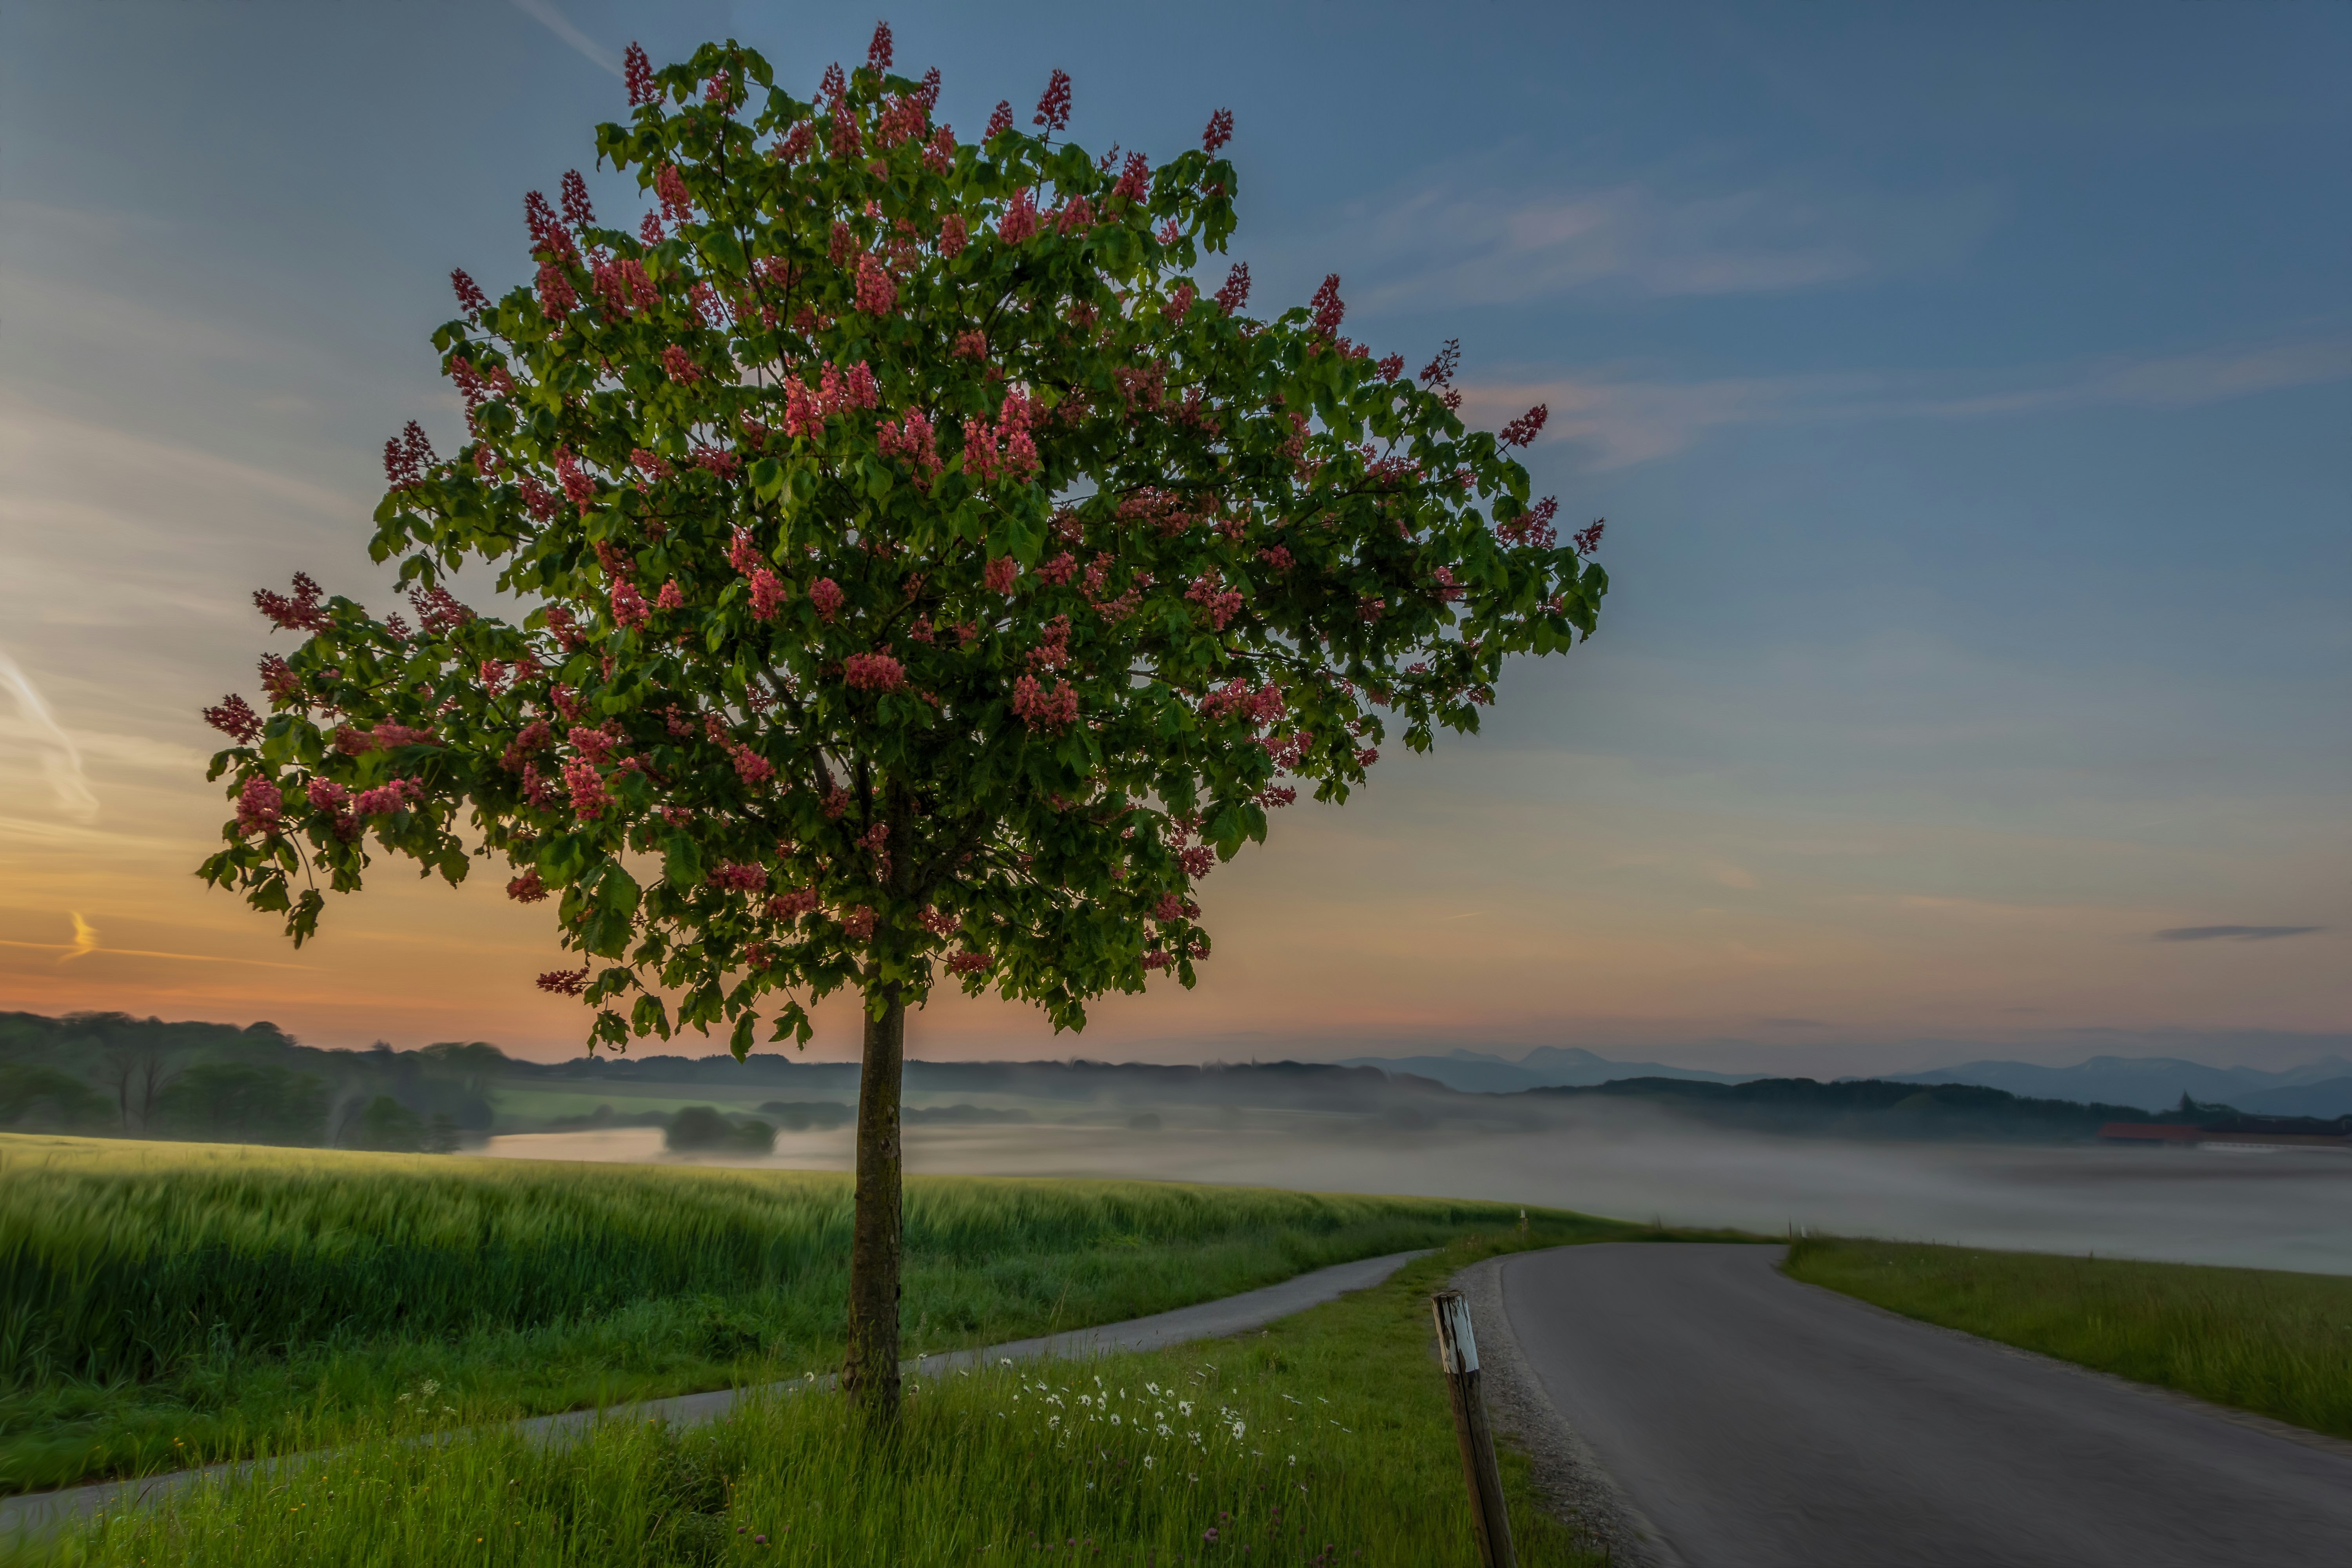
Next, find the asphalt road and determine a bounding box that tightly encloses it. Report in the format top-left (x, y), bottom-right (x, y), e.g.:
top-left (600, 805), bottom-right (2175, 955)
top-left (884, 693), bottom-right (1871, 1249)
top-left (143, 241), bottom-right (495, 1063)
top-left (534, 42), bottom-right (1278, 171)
top-left (1499, 1243), bottom-right (2352, 1568)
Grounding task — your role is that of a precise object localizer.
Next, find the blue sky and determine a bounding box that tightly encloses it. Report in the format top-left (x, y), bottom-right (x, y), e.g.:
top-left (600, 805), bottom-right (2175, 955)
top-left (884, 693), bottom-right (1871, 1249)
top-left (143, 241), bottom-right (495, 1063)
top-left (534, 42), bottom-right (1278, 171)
top-left (0, 1), bottom-right (2344, 1069)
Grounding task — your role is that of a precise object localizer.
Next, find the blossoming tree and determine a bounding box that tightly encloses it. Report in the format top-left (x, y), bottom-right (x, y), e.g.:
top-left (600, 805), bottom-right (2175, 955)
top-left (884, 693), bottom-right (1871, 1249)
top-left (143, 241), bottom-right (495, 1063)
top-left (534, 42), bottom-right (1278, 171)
top-left (198, 28), bottom-right (1606, 1416)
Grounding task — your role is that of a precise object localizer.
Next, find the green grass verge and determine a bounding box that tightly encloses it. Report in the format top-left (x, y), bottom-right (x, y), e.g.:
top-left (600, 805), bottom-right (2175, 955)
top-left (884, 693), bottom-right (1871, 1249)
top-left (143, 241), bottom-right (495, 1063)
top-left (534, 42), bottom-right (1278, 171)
top-left (15, 1231), bottom-right (1680, 1567)
top-left (0, 1135), bottom-right (1650, 1497)
top-left (1784, 1236), bottom-right (2352, 1440)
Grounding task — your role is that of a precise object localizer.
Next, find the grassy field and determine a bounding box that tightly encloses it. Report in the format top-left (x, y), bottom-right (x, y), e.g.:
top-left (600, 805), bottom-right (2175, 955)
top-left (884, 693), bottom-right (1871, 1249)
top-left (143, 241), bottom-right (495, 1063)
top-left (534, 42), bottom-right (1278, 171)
top-left (13, 1235), bottom-right (1640, 1567)
top-left (0, 1134), bottom-right (1653, 1497)
top-left (1784, 1236), bottom-right (2352, 1440)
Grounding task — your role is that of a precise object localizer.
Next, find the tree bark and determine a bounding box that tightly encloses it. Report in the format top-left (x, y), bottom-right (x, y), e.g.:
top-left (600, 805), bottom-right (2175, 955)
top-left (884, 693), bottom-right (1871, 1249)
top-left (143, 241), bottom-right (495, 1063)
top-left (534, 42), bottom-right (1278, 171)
top-left (842, 982), bottom-right (906, 1419)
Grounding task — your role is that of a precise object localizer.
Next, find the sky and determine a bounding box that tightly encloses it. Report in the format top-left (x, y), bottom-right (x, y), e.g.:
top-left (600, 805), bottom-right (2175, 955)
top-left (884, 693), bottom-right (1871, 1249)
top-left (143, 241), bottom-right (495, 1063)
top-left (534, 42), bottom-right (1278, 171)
top-left (0, 1), bottom-right (2345, 1072)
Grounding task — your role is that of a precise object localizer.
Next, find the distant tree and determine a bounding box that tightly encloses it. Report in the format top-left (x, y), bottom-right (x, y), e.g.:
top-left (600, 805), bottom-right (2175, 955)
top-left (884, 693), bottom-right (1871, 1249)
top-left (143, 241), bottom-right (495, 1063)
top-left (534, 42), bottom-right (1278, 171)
top-left (0, 1063), bottom-right (115, 1131)
top-left (194, 29), bottom-right (1608, 1417)
top-left (155, 1063), bottom-right (330, 1145)
top-left (348, 1094), bottom-right (426, 1152)
top-left (666, 1103), bottom-right (772, 1151)
top-left (424, 1111), bottom-right (464, 1153)
top-left (100, 1041), bottom-right (181, 1134)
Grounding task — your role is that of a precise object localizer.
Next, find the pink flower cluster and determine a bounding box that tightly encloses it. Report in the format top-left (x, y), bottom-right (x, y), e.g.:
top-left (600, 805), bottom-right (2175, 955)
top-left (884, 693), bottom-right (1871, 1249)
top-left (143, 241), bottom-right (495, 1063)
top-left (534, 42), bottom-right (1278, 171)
top-left (962, 390), bottom-right (1038, 485)
top-left (997, 187), bottom-right (1038, 245)
top-left (1200, 677), bottom-right (1285, 730)
top-left (234, 775), bottom-right (283, 838)
top-left (661, 345), bottom-right (702, 384)
top-left (808, 577), bottom-right (844, 622)
top-left (691, 445), bottom-right (742, 480)
top-left (1185, 572), bottom-right (1243, 631)
top-left (555, 447), bottom-right (596, 513)
top-left (749, 568), bottom-right (786, 620)
top-left (1203, 108), bottom-right (1234, 151)
top-left (710, 862), bottom-right (769, 893)
top-left (254, 572), bottom-right (332, 632)
top-left (610, 579), bottom-right (650, 630)
top-left (562, 756), bottom-right (610, 819)
top-left (593, 258), bottom-right (659, 316)
top-left (877, 408), bottom-right (940, 484)
top-left (853, 250), bottom-right (898, 316)
top-left (383, 423), bottom-right (437, 492)
top-left (947, 951), bottom-right (992, 975)
top-left (507, 869), bottom-right (549, 902)
top-left (1499, 403), bottom-right (1549, 447)
top-left (985, 100), bottom-right (1014, 138)
top-left (766, 887), bottom-right (820, 921)
top-left (1167, 281), bottom-right (1196, 319)
top-left (919, 907), bottom-right (959, 937)
top-left (1496, 496), bottom-right (1559, 550)
top-left (1215, 263), bottom-right (1251, 312)
top-left (782, 361), bottom-right (879, 438)
top-left (840, 905), bottom-right (877, 941)
top-left (983, 555), bottom-right (1018, 595)
top-left (842, 652), bottom-right (907, 692)
top-left (258, 655), bottom-right (301, 706)
top-left (1309, 274), bottom-right (1346, 336)
top-left (625, 42), bottom-right (655, 106)
top-left (537, 967), bottom-right (590, 996)
top-left (203, 693), bottom-right (263, 744)
top-left (451, 269), bottom-right (489, 316)
top-left (655, 163), bottom-right (694, 223)
top-left (1112, 151), bottom-right (1151, 205)
top-left (335, 722), bottom-right (437, 755)
top-left (559, 169), bottom-right (595, 231)
top-left (1034, 68), bottom-right (1073, 132)
top-left (1011, 673), bottom-right (1079, 730)
top-left (1573, 518), bottom-right (1606, 557)
top-left (535, 261), bottom-right (577, 320)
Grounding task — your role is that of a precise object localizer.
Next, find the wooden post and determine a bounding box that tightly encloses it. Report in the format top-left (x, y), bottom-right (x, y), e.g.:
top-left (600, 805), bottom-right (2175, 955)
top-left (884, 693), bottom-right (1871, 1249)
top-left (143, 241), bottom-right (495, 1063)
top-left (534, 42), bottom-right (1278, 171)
top-left (1430, 1289), bottom-right (1516, 1568)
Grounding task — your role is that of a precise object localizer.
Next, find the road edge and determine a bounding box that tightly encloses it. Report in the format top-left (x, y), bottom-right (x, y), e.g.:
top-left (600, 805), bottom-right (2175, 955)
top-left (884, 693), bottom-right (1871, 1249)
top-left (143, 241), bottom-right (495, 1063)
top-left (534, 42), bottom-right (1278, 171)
top-left (1451, 1252), bottom-right (1688, 1568)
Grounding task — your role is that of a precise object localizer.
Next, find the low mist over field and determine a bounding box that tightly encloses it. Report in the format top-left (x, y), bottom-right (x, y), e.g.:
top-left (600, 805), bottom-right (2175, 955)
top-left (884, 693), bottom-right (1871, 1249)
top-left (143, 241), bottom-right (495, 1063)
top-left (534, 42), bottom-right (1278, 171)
top-left (488, 1103), bottom-right (2352, 1277)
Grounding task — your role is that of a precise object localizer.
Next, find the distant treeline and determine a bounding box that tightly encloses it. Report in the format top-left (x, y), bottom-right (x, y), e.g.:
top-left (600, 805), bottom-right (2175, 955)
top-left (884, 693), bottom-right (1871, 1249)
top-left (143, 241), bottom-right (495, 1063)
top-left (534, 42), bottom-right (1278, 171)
top-left (0, 1012), bottom-right (496, 1151)
top-left (10, 1009), bottom-right (2342, 1151)
top-left (1526, 1076), bottom-right (2352, 1141)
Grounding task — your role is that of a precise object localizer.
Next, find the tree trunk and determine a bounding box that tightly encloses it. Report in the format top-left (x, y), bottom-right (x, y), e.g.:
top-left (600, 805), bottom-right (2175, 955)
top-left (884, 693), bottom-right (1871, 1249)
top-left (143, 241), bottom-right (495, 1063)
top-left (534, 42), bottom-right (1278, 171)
top-left (843, 983), bottom-right (906, 1419)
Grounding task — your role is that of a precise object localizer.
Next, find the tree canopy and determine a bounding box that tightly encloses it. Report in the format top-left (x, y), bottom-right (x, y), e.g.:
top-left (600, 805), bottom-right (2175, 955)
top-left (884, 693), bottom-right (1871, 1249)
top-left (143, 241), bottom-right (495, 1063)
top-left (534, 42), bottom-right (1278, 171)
top-left (198, 29), bottom-right (1607, 1057)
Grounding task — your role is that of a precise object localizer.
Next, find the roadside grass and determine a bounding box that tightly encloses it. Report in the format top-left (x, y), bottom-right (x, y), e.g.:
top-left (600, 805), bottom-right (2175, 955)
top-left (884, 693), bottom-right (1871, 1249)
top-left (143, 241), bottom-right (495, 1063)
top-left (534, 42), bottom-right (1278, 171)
top-left (1784, 1236), bottom-right (2352, 1440)
top-left (13, 1233), bottom-right (1679, 1567)
top-left (0, 1134), bottom-right (1633, 1496)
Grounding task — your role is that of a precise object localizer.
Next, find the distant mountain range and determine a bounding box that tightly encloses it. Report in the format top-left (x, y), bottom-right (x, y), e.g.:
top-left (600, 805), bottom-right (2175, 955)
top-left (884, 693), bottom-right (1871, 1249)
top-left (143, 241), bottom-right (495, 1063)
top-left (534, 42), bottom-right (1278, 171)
top-left (1334, 1045), bottom-right (2352, 1118)
top-left (1880, 1056), bottom-right (2352, 1120)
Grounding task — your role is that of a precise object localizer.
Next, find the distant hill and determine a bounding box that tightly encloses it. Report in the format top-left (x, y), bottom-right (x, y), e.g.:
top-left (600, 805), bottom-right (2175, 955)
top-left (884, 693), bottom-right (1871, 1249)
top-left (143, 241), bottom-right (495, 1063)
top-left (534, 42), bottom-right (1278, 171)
top-left (1526, 1076), bottom-right (2351, 1143)
top-left (1884, 1055), bottom-right (2352, 1119)
top-left (1331, 1045), bottom-right (1760, 1094)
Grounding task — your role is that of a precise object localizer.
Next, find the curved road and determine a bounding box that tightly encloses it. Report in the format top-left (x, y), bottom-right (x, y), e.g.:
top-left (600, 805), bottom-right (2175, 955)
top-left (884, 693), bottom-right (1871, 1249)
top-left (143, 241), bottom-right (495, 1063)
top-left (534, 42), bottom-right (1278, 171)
top-left (1500, 1243), bottom-right (2352, 1568)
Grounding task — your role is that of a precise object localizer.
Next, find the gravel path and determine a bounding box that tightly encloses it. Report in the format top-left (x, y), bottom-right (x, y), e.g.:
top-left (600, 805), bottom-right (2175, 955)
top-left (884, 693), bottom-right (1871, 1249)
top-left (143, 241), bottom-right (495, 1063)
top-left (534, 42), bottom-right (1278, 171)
top-left (0, 1248), bottom-right (1429, 1540)
top-left (1491, 1242), bottom-right (2352, 1568)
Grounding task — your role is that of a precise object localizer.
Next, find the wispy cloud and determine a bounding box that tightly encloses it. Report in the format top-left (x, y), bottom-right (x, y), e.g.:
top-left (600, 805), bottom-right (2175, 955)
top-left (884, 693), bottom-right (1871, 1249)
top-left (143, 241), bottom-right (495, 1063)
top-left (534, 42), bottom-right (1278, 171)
top-left (62, 911), bottom-right (98, 962)
top-left (2155, 925), bottom-right (2327, 942)
top-left (0, 932), bottom-right (310, 971)
top-left (1459, 332), bottom-right (2352, 468)
top-left (508, 0), bottom-right (621, 78)
top-left (1337, 167), bottom-right (2004, 311)
top-left (0, 649), bottom-right (100, 822)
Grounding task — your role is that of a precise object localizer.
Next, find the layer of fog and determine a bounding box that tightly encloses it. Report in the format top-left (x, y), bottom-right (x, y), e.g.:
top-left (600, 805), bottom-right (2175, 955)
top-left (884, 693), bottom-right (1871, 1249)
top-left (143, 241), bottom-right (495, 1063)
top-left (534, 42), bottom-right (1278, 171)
top-left (484, 1099), bottom-right (2352, 1276)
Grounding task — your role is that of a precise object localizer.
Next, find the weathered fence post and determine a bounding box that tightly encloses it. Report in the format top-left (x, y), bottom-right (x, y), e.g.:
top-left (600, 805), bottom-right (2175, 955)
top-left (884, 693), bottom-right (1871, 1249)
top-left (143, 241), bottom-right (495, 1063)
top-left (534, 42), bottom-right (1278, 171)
top-left (1430, 1288), bottom-right (1517, 1568)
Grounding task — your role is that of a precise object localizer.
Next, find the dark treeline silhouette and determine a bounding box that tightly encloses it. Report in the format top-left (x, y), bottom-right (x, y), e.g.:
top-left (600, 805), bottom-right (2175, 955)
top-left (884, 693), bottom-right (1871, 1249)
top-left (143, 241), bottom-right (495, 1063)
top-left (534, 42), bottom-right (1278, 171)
top-left (9, 1010), bottom-right (2341, 1150)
